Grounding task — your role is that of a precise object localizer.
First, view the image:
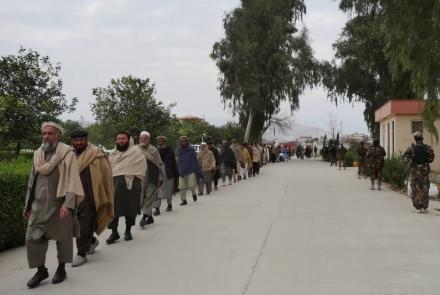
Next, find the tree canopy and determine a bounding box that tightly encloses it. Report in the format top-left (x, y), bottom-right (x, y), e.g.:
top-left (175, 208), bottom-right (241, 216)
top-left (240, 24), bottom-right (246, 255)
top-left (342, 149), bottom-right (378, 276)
top-left (333, 0), bottom-right (440, 139)
top-left (0, 48), bottom-right (77, 151)
top-left (90, 75), bottom-right (180, 147)
top-left (211, 0), bottom-right (318, 143)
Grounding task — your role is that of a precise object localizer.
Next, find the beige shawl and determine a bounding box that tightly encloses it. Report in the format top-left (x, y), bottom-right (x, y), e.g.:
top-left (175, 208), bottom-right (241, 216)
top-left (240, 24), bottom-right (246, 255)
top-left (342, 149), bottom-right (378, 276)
top-left (76, 143), bottom-right (114, 234)
top-left (197, 148), bottom-right (216, 171)
top-left (33, 142), bottom-right (84, 204)
top-left (110, 138), bottom-right (146, 190)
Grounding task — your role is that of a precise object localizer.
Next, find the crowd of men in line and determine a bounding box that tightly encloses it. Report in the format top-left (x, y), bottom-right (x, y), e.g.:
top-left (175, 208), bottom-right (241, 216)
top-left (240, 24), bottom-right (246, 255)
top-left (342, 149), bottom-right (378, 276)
top-left (20, 121), bottom-right (435, 289)
top-left (325, 134), bottom-right (435, 213)
top-left (22, 122), bottom-right (270, 289)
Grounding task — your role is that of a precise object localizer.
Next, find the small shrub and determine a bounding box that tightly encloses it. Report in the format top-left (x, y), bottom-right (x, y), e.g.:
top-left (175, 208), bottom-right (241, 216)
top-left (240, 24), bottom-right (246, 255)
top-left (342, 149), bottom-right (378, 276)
top-left (0, 158), bottom-right (32, 251)
top-left (382, 156), bottom-right (410, 189)
top-left (344, 150), bottom-right (356, 167)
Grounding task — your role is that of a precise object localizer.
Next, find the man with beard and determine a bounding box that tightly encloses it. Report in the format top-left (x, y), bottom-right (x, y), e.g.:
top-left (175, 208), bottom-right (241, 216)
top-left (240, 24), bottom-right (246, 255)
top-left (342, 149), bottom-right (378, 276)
top-left (23, 122), bottom-right (84, 288)
top-left (207, 141), bottom-right (220, 190)
top-left (357, 142), bottom-right (368, 179)
top-left (138, 131), bottom-right (164, 227)
top-left (154, 135), bottom-right (178, 212)
top-left (197, 142), bottom-right (216, 195)
top-left (177, 136), bottom-right (201, 205)
top-left (106, 131), bottom-right (146, 244)
top-left (70, 130), bottom-right (114, 267)
top-left (219, 140), bottom-right (237, 186)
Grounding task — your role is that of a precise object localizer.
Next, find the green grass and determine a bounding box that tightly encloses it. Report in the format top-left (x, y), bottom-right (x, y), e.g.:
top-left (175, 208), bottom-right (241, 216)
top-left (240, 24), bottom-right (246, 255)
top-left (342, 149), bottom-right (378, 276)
top-left (0, 156), bottom-right (32, 175)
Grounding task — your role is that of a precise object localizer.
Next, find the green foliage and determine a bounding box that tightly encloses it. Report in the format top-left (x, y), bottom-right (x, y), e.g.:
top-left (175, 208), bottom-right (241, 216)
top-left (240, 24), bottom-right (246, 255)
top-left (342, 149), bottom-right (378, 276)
top-left (344, 149), bottom-right (356, 167)
top-left (60, 120), bottom-right (83, 144)
top-left (382, 156), bottom-right (410, 189)
top-left (0, 48), bottom-right (77, 151)
top-left (91, 75), bottom-right (180, 146)
top-left (335, 0), bottom-right (440, 140)
top-left (321, 11), bottom-right (415, 138)
top-left (0, 158), bottom-right (31, 251)
top-left (211, 0), bottom-right (319, 142)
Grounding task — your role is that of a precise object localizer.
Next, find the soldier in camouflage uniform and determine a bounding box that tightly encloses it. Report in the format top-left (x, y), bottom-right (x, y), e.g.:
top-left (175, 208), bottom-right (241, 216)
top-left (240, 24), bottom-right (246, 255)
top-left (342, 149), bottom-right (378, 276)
top-left (337, 143), bottom-right (347, 170)
top-left (402, 132), bottom-right (435, 213)
top-left (366, 139), bottom-right (386, 190)
top-left (357, 142), bottom-right (367, 179)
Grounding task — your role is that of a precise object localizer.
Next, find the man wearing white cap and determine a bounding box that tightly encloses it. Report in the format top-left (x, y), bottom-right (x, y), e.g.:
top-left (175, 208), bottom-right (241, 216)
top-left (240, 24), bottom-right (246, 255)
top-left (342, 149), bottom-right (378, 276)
top-left (138, 131), bottom-right (163, 227)
top-left (23, 122), bottom-right (84, 288)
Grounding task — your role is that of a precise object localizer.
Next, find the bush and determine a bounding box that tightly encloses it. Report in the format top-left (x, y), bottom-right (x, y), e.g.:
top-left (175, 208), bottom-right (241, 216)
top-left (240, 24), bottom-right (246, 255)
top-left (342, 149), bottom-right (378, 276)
top-left (382, 156), bottom-right (410, 189)
top-left (0, 159), bottom-right (31, 251)
top-left (344, 150), bottom-right (356, 167)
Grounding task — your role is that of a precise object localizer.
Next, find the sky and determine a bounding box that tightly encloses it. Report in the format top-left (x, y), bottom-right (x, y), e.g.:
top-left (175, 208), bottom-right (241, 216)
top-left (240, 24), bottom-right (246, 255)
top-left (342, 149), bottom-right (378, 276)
top-left (0, 0), bottom-right (368, 134)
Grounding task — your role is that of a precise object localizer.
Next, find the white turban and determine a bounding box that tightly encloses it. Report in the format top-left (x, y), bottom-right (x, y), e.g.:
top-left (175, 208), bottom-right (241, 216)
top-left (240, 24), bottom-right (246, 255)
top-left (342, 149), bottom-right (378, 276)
top-left (140, 131), bottom-right (150, 138)
top-left (41, 121), bottom-right (64, 135)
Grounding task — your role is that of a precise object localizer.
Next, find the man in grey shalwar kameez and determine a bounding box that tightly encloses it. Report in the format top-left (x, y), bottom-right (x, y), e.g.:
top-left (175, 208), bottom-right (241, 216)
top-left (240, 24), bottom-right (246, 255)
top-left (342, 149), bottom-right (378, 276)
top-left (138, 131), bottom-right (164, 227)
top-left (23, 122), bottom-right (84, 288)
top-left (106, 131), bottom-right (146, 244)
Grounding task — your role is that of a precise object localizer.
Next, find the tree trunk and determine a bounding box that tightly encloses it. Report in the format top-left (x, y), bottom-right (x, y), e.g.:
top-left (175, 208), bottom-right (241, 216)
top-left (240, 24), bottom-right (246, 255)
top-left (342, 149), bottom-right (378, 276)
top-left (15, 142), bottom-right (21, 156)
top-left (243, 109), bottom-right (253, 144)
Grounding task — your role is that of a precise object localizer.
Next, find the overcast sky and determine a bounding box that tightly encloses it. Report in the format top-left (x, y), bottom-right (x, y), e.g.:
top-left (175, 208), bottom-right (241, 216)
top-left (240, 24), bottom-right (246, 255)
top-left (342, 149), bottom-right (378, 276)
top-left (0, 0), bottom-right (368, 134)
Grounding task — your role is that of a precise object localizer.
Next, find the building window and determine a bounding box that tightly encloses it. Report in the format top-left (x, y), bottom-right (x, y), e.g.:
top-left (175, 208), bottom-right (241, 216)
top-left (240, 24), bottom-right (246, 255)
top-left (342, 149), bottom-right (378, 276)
top-left (411, 120), bottom-right (423, 134)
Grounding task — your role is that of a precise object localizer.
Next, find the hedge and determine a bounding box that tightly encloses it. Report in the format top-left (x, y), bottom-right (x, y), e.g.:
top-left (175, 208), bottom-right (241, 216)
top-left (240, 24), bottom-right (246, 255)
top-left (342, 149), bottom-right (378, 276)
top-left (0, 159), bottom-right (31, 252)
top-left (382, 156), bottom-right (410, 189)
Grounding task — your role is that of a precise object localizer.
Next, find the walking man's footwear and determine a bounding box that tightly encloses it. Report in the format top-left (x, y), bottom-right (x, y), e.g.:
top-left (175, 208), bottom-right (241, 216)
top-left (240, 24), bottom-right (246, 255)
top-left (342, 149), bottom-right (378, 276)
top-left (27, 266), bottom-right (49, 289)
top-left (87, 238), bottom-right (99, 255)
top-left (166, 204), bottom-right (172, 212)
top-left (139, 215), bottom-right (147, 228)
top-left (146, 216), bottom-right (154, 225)
top-left (72, 255), bottom-right (87, 267)
top-left (153, 208), bottom-right (160, 216)
top-left (180, 200), bottom-right (188, 206)
top-left (124, 230), bottom-right (133, 241)
top-left (106, 232), bottom-right (120, 244)
top-left (52, 264), bottom-right (66, 284)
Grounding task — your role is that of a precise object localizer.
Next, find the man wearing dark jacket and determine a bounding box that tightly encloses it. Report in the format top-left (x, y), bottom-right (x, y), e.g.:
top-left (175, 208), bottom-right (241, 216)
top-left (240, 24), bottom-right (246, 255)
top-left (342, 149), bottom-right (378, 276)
top-left (219, 140), bottom-right (237, 186)
top-left (154, 135), bottom-right (178, 212)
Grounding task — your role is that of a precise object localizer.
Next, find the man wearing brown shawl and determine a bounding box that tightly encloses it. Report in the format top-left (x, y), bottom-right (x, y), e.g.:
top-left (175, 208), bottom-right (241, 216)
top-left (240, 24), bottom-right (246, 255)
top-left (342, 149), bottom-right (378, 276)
top-left (23, 122), bottom-right (84, 288)
top-left (107, 131), bottom-right (146, 244)
top-left (197, 142), bottom-right (216, 195)
top-left (70, 130), bottom-right (114, 267)
top-left (138, 131), bottom-right (164, 227)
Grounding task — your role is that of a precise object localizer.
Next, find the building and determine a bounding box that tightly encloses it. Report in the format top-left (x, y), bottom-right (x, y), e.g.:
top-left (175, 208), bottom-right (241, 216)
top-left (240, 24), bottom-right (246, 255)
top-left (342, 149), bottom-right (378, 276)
top-left (375, 99), bottom-right (440, 172)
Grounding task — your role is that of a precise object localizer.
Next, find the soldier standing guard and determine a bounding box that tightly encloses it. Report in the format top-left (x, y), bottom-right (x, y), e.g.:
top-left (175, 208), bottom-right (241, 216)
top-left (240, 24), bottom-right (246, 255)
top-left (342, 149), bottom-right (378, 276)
top-left (366, 140), bottom-right (386, 190)
top-left (402, 132), bottom-right (435, 213)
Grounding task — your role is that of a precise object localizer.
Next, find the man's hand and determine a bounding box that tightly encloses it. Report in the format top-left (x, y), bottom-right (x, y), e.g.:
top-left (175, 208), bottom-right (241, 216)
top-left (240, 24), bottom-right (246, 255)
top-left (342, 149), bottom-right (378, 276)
top-left (23, 209), bottom-right (30, 221)
top-left (60, 207), bottom-right (71, 219)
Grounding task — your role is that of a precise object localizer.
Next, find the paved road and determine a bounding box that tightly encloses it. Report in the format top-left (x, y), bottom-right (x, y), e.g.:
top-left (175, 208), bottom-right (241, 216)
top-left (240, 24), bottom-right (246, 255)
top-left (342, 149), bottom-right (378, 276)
top-left (1, 159), bottom-right (440, 295)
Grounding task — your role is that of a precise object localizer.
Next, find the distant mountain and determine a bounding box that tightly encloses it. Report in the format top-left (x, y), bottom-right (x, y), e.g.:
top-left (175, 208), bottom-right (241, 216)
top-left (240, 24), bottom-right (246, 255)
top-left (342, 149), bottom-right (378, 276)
top-left (262, 122), bottom-right (331, 143)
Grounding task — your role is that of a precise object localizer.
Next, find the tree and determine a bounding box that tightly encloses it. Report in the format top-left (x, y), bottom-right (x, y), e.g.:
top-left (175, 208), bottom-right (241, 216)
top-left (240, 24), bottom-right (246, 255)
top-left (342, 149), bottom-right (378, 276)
top-left (0, 48), bottom-right (77, 152)
top-left (336, 0), bottom-right (440, 139)
top-left (60, 120), bottom-right (83, 144)
top-left (91, 75), bottom-right (179, 146)
top-left (321, 11), bottom-right (415, 138)
top-left (211, 0), bottom-right (319, 143)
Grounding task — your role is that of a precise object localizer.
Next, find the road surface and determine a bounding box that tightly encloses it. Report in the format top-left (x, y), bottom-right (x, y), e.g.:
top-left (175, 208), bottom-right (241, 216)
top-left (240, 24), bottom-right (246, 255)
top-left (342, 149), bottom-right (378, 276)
top-left (1, 159), bottom-right (440, 295)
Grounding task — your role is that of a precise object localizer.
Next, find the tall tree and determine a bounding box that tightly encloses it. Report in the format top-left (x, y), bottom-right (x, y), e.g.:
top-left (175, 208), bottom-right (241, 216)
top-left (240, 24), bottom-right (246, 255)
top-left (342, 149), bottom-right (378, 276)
top-left (211, 0), bottom-right (318, 143)
top-left (336, 0), bottom-right (440, 139)
top-left (91, 75), bottom-right (180, 145)
top-left (321, 11), bottom-right (415, 138)
top-left (0, 48), bottom-right (77, 152)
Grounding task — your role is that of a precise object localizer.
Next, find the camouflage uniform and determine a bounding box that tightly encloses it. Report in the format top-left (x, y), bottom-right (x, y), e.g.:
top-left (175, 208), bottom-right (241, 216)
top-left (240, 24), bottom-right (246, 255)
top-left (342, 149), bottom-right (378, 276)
top-left (366, 144), bottom-right (386, 189)
top-left (357, 145), bottom-right (367, 178)
top-left (402, 143), bottom-right (435, 210)
top-left (337, 145), bottom-right (347, 170)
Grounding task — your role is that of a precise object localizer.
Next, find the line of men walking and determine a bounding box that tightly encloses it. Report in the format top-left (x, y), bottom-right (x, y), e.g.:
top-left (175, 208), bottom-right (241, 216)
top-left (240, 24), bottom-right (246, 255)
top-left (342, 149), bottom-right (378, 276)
top-left (23, 122), bottom-right (267, 289)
